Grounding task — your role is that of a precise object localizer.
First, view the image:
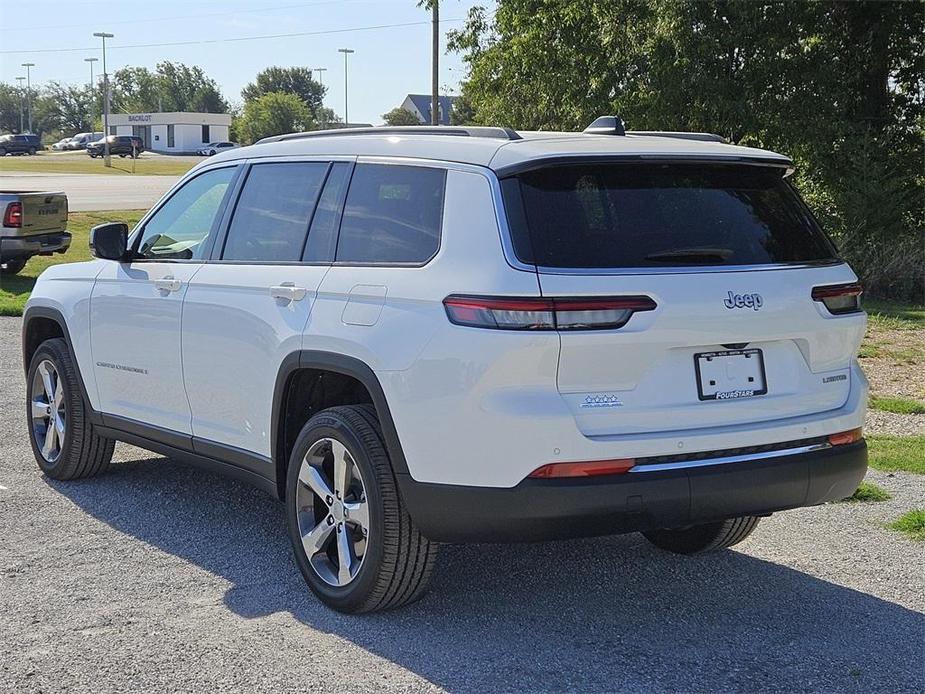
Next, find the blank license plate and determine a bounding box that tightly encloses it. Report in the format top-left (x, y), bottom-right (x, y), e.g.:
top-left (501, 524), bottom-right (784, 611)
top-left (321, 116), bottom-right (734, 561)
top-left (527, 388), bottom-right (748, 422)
top-left (695, 349), bottom-right (767, 401)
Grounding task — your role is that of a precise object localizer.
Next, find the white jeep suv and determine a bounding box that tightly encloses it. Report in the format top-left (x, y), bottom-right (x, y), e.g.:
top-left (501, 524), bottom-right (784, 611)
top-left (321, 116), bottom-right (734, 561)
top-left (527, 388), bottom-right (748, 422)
top-left (22, 119), bottom-right (868, 613)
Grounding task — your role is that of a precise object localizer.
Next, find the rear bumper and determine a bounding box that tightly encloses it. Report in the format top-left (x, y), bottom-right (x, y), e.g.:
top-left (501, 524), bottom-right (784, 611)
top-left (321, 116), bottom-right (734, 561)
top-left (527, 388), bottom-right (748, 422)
top-left (1, 232), bottom-right (71, 260)
top-left (399, 439), bottom-right (867, 543)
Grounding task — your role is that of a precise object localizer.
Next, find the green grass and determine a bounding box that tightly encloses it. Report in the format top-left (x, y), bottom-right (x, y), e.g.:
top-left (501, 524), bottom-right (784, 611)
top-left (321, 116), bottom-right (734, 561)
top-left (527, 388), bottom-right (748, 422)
top-left (869, 395), bottom-right (925, 415)
top-left (867, 435), bottom-right (925, 475)
top-left (0, 210), bottom-right (144, 316)
top-left (0, 153), bottom-right (195, 176)
top-left (858, 343), bottom-right (881, 359)
top-left (841, 480), bottom-right (891, 503)
top-left (864, 299), bottom-right (925, 330)
top-left (887, 509), bottom-right (925, 541)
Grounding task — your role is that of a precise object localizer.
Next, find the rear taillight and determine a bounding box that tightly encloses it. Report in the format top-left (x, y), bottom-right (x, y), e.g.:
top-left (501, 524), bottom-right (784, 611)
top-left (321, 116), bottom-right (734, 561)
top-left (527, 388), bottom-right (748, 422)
top-left (528, 458), bottom-right (636, 479)
top-left (3, 202), bottom-right (23, 228)
top-left (828, 428), bottom-right (863, 446)
top-left (443, 295), bottom-right (657, 331)
top-left (812, 282), bottom-right (863, 315)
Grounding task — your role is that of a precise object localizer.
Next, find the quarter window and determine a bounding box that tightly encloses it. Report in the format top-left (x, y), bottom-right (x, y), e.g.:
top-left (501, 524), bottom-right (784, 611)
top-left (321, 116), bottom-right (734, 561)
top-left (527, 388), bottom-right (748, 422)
top-left (222, 162), bottom-right (328, 262)
top-left (336, 164), bottom-right (445, 264)
top-left (136, 166), bottom-right (236, 260)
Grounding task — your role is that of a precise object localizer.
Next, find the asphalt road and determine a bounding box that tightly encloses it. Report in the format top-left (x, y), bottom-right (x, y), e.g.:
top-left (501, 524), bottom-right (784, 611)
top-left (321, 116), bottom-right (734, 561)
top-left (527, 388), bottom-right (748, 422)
top-left (1, 315), bottom-right (923, 693)
top-left (0, 172), bottom-right (178, 211)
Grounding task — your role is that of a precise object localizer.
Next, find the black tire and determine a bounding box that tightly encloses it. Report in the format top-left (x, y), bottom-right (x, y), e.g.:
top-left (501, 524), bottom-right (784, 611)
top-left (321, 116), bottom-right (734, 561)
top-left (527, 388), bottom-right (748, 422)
top-left (1, 258), bottom-right (27, 275)
top-left (26, 338), bottom-right (115, 480)
top-left (286, 404), bottom-right (438, 613)
top-left (88, 153), bottom-right (97, 158)
top-left (642, 516), bottom-right (760, 554)
top-left (0, 148), bottom-right (6, 156)
top-left (28, 147), bottom-right (36, 155)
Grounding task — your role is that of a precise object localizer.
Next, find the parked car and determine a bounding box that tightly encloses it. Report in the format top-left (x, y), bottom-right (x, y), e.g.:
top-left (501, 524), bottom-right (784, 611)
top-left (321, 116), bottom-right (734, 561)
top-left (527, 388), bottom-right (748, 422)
top-left (22, 119), bottom-right (868, 614)
top-left (65, 132), bottom-right (104, 150)
top-left (0, 134), bottom-right (42, 155)
top-left (86, 135), bottom-right (144, 158)
top-left (0, 191), bottom-right (70, 275)
top-left (50, 138), bottom-right (73, 151)
top-left (198, 141), bottom-right (239, 156)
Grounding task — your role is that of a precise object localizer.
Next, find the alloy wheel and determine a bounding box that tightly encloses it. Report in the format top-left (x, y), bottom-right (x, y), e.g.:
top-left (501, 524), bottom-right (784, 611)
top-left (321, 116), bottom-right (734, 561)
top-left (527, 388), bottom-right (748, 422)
top-left (31, 360), bottom-right (66, 463)
top-left (295, 437), bottom-right (370, 587)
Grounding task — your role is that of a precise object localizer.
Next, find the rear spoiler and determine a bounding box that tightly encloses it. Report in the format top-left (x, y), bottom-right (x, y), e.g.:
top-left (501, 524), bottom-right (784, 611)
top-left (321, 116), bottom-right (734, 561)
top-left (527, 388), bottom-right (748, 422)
top-left (492, 155), bottom-right (795, 179)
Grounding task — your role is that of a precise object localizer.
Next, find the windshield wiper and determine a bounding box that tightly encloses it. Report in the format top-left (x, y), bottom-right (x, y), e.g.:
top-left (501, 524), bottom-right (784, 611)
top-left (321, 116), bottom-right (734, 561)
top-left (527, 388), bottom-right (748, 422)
top-left (644, 247), bottom-right (734, 264)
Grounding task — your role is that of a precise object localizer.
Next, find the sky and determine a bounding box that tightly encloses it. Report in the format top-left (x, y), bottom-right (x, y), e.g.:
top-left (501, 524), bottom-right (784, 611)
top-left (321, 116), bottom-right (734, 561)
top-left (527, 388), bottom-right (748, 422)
top-left (0, 0), bottom-right (494, 125)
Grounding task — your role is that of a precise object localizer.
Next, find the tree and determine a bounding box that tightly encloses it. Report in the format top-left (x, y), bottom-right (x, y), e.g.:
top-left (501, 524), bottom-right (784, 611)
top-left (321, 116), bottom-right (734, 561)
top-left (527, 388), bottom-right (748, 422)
top-left (111, 62), bottom-right (228, 113)
top-left (450, 0), bottom-right (924, 300)
top-left (381, 107), bottom-right (422, 125)
top-left (0, 83), bottom-right (24, 133)
top-left (449, 92), bottom-right (476, 125)
top-left (43, 82), bottom-right (93, 133)
top-left (241, 66), bottom-right (325, 117)
top-left (236, 91), bottom-right (313, 144)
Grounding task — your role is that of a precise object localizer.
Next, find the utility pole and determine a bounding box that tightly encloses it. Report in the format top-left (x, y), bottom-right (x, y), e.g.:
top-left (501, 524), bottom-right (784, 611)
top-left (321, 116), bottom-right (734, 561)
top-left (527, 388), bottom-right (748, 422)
top-left (21, 63), bottom-right (35, 132)
top-left (93, 32), bottom-right (114, 167)
top-left (431, 0), bottom-right (439, 125)
top-left (15, 76), bottom-right (25, 133)
top-left (84, 57), bottom-right (98, 129)
top-left (314, 67), bottom-right (328, 128)
top-left (338, 49), bottom-right (354, 127)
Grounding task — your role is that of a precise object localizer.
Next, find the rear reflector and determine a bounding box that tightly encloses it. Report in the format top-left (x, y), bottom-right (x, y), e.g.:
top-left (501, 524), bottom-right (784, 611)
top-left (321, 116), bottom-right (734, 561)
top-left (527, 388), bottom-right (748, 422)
top-left (528, 458), bottom-right (636, 479)
top-left (828, 428), bottom-right (863, 446)
top-left (443, 295), bottom-right (656, 331)
top-left (3, 202), bottom-right (23, 228)
top-left (812, 282), bottom-right (863, 315)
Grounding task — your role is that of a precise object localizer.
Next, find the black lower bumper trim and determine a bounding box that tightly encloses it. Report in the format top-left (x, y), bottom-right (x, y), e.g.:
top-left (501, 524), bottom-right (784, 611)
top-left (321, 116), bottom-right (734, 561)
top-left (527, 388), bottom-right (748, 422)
top-left (1, 231), bottom-right (71, 259)
top-left (398, 440), bottom-right (867, 543)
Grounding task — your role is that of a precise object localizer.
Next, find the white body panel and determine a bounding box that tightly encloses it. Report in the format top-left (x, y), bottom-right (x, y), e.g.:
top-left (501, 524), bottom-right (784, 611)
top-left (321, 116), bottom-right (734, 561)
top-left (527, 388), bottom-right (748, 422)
top-left (181, 262), bottom-right (327, 457)
top-left (89, 261), bottom-right (202, 432)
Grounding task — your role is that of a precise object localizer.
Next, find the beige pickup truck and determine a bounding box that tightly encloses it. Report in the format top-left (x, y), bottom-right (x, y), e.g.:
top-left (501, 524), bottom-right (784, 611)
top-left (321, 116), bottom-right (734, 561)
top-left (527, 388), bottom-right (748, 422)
top-left (0, 191), bottom-right (70, 275)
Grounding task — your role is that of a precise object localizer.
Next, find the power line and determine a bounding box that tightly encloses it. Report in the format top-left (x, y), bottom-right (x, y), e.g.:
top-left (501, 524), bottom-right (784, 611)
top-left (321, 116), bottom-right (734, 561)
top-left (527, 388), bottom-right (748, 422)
top-left (0, 18), bottom-right (465, 56)
top-left (16, 1), bottom-right (360, 33)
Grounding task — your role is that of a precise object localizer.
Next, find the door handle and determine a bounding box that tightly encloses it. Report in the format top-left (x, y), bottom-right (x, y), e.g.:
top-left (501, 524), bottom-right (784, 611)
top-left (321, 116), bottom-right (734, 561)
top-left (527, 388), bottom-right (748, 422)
top-left (270, 282), bottom-right (308, 302)
top-left (154, 276), bottom-right (182, 293)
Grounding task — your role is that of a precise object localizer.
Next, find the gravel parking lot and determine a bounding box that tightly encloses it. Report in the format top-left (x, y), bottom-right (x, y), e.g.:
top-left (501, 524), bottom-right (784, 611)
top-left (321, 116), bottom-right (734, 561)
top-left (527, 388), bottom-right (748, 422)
top-left (1, 315), bottom-right (922, 693)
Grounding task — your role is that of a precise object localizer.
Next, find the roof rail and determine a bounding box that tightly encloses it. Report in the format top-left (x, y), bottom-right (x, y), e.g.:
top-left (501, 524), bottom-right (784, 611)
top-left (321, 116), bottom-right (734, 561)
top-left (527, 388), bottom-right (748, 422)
top-left (257, 125), bottom-right (522, 145)
top-left (628, 131), bottom-right (728, 144)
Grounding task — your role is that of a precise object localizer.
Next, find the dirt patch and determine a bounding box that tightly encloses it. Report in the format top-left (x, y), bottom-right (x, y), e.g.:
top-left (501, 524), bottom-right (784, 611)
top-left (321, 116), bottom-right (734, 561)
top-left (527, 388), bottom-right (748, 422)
top-left (859, 326), bottom-right (925, 401)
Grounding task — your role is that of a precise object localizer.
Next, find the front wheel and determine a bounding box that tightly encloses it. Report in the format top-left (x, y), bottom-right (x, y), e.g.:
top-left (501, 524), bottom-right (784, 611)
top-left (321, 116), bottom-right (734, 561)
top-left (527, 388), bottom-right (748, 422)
top-left (28, 147), bottom-right (36, 155)
top-left (26, 338), bottom-right (115, 480)
top-left (286, 405), bottom-right (438, 613)
top-left (642, 516), bottom-right (760, 554)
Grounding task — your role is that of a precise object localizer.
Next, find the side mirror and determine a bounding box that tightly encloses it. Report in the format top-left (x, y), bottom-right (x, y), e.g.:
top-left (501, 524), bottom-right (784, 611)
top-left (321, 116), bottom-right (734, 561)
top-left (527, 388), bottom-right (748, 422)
top-left (90, 222), bottom-right (129, 261)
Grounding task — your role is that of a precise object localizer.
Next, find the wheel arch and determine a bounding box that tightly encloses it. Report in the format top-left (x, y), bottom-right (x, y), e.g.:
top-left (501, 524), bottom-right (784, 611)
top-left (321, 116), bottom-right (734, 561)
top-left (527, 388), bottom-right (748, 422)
top-left (272, 351), bottom-right (412, 500)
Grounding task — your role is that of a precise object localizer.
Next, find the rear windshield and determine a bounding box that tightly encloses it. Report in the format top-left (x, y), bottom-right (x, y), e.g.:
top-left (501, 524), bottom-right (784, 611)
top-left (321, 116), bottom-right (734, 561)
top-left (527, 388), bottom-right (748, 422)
top-left (500, 163), bottom-right (837, 268)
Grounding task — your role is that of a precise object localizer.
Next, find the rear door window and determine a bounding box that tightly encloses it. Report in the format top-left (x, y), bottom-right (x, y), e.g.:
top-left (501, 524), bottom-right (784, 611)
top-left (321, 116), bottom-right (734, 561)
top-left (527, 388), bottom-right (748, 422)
top-left (221, 162), bottom-right (328, 262)
top-left (501, 164), bottom-right (837, 268)
top-left (336, 163), bottom-right (445, 264)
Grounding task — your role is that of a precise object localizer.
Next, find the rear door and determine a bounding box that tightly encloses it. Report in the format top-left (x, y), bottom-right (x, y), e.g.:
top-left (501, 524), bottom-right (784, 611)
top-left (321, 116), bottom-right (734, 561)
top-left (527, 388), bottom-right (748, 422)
top-left (181, 158), bottom-right (353, 462)
top-left (500, 162), bottom-right (865, 437)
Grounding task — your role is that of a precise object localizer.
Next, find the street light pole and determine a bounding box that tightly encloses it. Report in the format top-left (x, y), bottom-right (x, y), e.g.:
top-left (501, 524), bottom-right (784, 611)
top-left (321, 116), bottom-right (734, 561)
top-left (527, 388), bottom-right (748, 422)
top-left (84, 57), bottom-right (98, 129)
top-left (337, 48), bottom-right (354, 127)
top-left (21, 63), bottom-right (35, 133)
top-left (93, 32), bottom-right (114, 167)
top-left (15, 76), bottom-right (25, 133)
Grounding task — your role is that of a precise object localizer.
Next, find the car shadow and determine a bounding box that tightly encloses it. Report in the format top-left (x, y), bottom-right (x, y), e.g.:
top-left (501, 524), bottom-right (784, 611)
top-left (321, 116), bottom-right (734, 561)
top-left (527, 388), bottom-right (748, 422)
top-left (50, 452), bottom-right (924, 693)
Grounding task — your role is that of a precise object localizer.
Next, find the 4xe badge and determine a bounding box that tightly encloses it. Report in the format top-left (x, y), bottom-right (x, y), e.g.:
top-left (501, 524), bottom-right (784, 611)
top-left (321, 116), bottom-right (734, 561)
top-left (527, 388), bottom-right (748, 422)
top-left (723, 291), bottom-right (763, 310)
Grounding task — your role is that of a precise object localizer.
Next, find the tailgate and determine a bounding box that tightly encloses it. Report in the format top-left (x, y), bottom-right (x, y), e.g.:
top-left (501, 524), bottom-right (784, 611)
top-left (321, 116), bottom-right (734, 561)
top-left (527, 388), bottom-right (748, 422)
top-left (4, 192), bottom-right (68, 235)
top-left (540, 265), bottom-right (865, 437)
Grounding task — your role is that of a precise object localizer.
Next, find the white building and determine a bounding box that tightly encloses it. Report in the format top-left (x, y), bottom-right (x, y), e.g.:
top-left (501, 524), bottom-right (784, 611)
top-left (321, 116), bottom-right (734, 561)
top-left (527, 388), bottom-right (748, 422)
top-left (108, 112), bottom-right (232, 153)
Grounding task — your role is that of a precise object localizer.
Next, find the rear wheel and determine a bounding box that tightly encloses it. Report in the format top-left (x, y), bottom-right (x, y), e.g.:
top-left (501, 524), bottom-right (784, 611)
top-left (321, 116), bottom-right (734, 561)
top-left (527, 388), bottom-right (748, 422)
top-left (26, 338), bottom-right (114, 480)
top-left (286, 405), bottom-right (438, 613)
top-left (28, 147), bottom-right (36, 155)
top-left (1, 258), bottom-right (27, 275)
top-left (642, 516), bottom-right (760, 554)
